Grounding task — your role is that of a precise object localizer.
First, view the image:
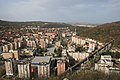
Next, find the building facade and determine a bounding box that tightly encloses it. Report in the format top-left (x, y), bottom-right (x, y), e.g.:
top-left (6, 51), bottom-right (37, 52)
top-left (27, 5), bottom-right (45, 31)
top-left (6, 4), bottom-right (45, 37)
top-left (31, 56), bottom-right (51, 78)
top-left (57, 60), bottom-right (66, 75)
top-left (18, 61), bottom-right (31, 78)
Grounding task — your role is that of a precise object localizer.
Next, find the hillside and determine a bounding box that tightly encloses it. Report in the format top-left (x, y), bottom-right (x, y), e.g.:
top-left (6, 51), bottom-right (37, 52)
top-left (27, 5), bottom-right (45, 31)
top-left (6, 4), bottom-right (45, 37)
top-left (0, 20), bottom-right (71, 28)
top-left (78, 21), bottom-right (120, 49)
top-left (69, 26), bottom-right (92, 34)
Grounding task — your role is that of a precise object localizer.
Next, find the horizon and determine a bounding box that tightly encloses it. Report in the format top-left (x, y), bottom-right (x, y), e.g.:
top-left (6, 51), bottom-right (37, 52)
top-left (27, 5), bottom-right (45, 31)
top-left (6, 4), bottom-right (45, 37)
top-left (1, 19), bottom-right (120, 25)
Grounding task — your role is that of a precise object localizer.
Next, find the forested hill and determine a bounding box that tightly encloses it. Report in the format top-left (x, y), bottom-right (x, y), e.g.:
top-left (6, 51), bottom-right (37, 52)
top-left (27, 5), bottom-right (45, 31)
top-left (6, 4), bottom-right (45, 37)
top-left (78, 21), bottom-right (120, 49)
top-left (0, 20), bottom-right (71, 28)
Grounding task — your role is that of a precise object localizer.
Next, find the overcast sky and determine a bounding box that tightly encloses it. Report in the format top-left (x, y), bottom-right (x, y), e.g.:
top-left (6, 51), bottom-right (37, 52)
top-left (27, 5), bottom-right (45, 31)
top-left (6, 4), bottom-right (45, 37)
top-left (0, 0), bottom-right (120, 23)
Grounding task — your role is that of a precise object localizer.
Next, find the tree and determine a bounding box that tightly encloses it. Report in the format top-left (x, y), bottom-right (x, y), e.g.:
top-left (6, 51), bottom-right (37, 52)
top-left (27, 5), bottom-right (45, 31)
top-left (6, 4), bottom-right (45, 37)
top-left (75, 45), bottom-right (85, 52)
top-left (54, 47), bottom-right (62, 57)
top-left (57, 47), bottom-right (62, 57)
top-left (0, 68), bottom-right (5, 77)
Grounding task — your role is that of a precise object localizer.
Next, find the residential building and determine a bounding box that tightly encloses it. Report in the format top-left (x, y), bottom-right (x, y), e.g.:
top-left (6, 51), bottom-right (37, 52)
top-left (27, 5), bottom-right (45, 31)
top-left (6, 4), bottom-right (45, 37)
top-left (62, 33), bottom-right (66, 37)
top-left (95, 55), bottom-right (120, 74)
top-left (57, 59), bottom-right (66, 75)
top-left (9, 50), bottom-right (19, 60)
top-left (45, 32), bottom-right (56, 39)
top-left (26, 40), bottom-right (36, 48)
top-left (2, 50), bottom-right (19, 60)
top-left (39, 38), bottom-right (47, 48)
top-left (14, 42), bottom-right (18, 50)
top-left (2, 45), bottom-right (6, 53)
top-left (18, 42), bottom-right (21, 48)
top-left (68, 52), bottom-right (89, 61)
top-left (4, 45), bottom-right (9, 52)
top-left (18, 61), bottom-right (31, 78)
top-left (5, 59), bottom-right (16, 76)
top-left (72, 36), bottom-right (86, 45)
top-left (9, 43), bottom-right (13, 50)
top-left (55, 41), bottom-right (61, 48)
top-left (31, 56), bottom-right (51, 77)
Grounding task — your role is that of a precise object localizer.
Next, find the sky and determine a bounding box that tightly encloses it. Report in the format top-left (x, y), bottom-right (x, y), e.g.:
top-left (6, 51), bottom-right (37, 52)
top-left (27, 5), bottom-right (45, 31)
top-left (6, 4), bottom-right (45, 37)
top-left (0, 0), bottom-right (120, 23)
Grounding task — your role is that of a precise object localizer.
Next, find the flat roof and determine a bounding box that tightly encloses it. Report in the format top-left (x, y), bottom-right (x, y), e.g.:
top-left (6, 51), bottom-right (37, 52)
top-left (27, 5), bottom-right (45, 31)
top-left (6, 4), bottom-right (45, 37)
top-left (32, 56), bottom-right (51, 63)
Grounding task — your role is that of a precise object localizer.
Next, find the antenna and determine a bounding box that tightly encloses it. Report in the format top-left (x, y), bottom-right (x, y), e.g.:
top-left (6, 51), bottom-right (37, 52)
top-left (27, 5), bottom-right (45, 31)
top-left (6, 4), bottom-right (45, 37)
top-left (72, 26), bottom-right (77, 36)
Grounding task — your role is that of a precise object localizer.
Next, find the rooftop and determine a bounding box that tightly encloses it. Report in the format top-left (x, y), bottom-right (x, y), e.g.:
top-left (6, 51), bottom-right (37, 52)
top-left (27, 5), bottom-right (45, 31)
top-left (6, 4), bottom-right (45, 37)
top-left (31, 56), bottom-right (51, 63)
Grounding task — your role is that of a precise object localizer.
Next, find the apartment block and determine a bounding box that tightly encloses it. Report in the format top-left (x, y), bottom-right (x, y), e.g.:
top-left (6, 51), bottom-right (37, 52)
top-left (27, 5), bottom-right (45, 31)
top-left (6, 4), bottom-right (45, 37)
top-left (57, 59), bottom-right (66, 75)
top-left (31, 56), bottom-right (51, 78)
top-left (2, 50), bottom-right (19, 60)
top-left (18, 61), bottom-right (31, 78)
top-left (5, 59), bottom-right (16, 76)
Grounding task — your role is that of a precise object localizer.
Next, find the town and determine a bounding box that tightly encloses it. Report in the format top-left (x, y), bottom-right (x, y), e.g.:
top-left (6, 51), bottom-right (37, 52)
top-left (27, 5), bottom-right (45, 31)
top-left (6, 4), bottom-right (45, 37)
top-left (0, 25), bottom-right (120, 80)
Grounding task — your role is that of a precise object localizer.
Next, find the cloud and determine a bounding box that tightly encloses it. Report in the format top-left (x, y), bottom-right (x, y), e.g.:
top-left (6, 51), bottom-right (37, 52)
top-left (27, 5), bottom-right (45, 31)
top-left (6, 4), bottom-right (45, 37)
top-left (0, 0), bottom-right (120, 23)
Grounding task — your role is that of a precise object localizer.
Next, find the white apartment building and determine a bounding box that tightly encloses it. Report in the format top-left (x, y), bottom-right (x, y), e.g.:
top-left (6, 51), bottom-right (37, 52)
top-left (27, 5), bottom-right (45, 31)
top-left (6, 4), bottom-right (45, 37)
top-left (72, 35), bottom-right (103, 53)
top-left (14, 42), bottom-right (17, 50)
top-left (31, 56), bottom-right (51, 77)
top-left (68, 52), bottom-right (89, 61)
top-left (95, 55), bottom-right (120, 74)
top-left (72, 36), bottom-right (86, 45)
top-left (18, 42), bottom-right (21, 48)
top-left (18, 61), bottom-right (31, 78)
top-left (5, 59), bottom-right (16, 76)
top-left (7, 43), bottom-right (13, 50)
top-left (62, 33), bottom-right (66, 37)
top-left (27, 40), bottom-right (36, 48)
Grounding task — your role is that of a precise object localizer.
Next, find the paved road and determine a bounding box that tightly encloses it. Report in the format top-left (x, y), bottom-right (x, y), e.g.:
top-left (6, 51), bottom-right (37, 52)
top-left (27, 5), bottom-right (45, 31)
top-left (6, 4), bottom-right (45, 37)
top-left (46, 44), bottom-right (55, 55)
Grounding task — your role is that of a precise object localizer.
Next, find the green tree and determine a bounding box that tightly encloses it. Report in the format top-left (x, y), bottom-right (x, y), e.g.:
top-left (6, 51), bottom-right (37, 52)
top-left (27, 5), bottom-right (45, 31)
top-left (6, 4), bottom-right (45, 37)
top-left (54, 47), bottom-right (62, 57)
